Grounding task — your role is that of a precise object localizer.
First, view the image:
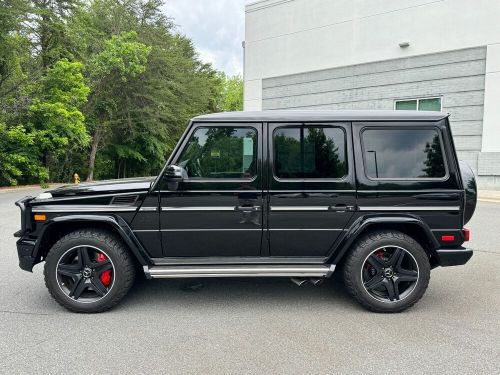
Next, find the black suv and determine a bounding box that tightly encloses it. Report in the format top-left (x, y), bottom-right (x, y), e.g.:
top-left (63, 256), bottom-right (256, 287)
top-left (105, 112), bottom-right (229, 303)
top-left (15, 110), bottom-right (476, 313)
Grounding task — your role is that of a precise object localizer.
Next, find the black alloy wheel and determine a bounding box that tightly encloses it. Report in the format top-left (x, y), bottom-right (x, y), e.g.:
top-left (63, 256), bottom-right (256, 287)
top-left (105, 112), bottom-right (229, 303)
top-left (343, 230), bottom-right (430, 313)
top-left (56, 245), bottom-right (115, 303)
top-left (44, 229), bottom-right (136, 313)
top-left (361, 246), bottom-right (419, 303)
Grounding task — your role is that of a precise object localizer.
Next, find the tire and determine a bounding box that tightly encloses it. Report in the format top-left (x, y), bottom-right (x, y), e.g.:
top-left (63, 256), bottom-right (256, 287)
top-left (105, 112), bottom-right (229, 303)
top-left (44, 229), bottom-right (136, 313)
top-left (343, 230), bottom-right (430, 313)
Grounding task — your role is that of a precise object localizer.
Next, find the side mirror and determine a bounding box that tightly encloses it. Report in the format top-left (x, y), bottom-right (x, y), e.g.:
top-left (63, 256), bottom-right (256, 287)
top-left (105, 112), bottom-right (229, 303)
top-left (164, 165), bottom-right (185, 191)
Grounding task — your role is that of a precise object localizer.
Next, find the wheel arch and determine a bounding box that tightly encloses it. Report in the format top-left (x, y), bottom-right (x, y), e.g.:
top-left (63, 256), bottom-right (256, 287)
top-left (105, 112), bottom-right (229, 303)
top-left (34, 215), bottom-right (152, 267)
top-left (329, 215), bottom-right (441, 268)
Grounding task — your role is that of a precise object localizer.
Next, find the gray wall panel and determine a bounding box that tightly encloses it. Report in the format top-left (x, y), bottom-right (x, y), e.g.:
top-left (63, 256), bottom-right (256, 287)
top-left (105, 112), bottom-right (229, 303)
top-left (264, 75), bottom-right (485, 109)
top-left (263, 47), bottom-right (487, 88)
top-left (263, 60), bottom-right (486, 99)
top-left (450, 121), bottom-right (483, 136)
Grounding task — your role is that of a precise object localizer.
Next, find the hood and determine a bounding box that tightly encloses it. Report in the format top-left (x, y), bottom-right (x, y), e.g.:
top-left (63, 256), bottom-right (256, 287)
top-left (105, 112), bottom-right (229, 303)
top-left (47, 177), bottom-right (155, 198)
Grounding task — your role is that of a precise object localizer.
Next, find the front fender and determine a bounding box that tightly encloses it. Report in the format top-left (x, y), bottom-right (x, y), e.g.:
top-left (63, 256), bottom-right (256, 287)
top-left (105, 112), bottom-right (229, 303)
top-left (329, 214), bottom-right (440, 264)
top-left (34, 214), bottom-right (152, 266)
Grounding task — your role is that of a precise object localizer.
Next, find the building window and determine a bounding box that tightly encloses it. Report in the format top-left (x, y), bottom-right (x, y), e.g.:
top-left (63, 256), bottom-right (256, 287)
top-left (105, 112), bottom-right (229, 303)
top-left (361, 128), bottom-right (447, 179)
top-left (273, 126), bottom-right (347, 179)
top-left (395, 97), bottom-right (442, 111)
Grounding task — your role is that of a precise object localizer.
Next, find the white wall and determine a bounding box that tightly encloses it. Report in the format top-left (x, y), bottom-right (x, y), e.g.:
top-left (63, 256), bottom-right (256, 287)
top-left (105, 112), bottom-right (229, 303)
top-left (482, 43), bottom-right (500, 152)
top-left (244, 0), bottom-right (500, 146)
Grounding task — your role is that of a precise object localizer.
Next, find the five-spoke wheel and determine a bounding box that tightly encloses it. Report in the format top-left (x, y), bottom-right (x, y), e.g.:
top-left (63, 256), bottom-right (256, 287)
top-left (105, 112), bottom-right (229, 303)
top-left (56, 245), bottom-right (115, 302)
top-left (343, 230), bottom-right (430, 313)
top-left (44, 230), bottom-right (135, 313)
top-left (361, 246), bottom-right (419, 303)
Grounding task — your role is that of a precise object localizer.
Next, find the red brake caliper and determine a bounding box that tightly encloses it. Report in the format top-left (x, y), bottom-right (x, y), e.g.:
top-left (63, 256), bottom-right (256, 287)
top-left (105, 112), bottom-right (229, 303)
top-left (97, 253), bottom-right (112, 287)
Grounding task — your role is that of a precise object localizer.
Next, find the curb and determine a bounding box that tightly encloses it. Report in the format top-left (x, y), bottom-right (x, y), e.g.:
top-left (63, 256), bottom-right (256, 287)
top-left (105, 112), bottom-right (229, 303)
top-left (477, 198), bottom-right (500, 203)
top-left (0, 184), bottom-right (64, 193)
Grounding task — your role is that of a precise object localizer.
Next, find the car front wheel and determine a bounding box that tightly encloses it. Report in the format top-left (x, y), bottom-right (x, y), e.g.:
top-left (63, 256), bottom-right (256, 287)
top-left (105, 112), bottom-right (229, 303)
top-left (44, 229), bottom-right (136, 313)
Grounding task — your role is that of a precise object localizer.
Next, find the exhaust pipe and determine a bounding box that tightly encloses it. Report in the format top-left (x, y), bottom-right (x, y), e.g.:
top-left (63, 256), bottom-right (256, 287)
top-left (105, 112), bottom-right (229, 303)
top-left (291, 277), bottom-right (309, 286)
top-left (309, 278), bottom-right (324, 286)
top-left (291, 277), bottom-right (324, 286)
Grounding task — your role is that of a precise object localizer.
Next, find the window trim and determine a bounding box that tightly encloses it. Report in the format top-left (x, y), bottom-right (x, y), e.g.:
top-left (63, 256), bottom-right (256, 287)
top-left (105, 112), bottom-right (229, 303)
top-left (394, 96), bottom-right (442, 111)
top-left (360, 126), bottom-right (450, 182)
top-left (173, 124), bottom-right (259, 183)
top-left (272, 124), bottom-right (349, 182)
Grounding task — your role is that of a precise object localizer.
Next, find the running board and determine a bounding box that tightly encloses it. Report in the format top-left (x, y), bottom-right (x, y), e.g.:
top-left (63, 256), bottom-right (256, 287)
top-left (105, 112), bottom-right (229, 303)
top-left (144, 264), bottom-right (335, 279)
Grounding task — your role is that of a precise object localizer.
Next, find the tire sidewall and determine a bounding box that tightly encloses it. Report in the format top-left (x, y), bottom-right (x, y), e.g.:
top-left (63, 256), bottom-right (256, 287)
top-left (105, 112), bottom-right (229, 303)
top-left (348, 233), bottom-right (430, 312)
top-left (44, 232), bottom-right (130, 313)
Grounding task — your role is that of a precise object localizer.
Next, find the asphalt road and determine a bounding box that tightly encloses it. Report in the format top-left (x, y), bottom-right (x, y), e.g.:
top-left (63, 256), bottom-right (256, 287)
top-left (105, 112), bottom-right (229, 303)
top-left (0, 188), bottom-right (499, 374)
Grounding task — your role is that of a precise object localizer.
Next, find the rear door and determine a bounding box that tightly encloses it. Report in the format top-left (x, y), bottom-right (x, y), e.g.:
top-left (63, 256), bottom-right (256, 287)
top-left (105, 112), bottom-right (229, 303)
top-left (267, 122), bottom-right (356, 257)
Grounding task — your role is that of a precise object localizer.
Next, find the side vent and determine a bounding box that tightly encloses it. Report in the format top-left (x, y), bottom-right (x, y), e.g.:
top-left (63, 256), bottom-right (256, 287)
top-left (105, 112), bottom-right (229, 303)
top-left (111, 195), bottom-right (138, 205)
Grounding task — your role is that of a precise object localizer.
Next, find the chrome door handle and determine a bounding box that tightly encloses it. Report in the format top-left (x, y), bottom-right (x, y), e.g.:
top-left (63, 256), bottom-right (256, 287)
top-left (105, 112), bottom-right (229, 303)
top-left (328, 204), bottom-right (356, 212)
top-left (235, 206), bottom-right (261, 212)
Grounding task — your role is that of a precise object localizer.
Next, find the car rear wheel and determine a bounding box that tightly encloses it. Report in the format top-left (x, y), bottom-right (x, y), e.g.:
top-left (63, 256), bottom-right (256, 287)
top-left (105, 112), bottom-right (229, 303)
top-left (343, 230), bottom-right (430, 313)
top-left (44, 229), bottom-right (136, 313)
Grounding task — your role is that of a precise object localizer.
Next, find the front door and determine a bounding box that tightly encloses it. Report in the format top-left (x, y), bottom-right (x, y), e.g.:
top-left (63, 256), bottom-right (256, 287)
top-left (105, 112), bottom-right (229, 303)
top-left (159, 122), bottom-right (263, 257)
top-left (267, 122), bottom-right (356, 257)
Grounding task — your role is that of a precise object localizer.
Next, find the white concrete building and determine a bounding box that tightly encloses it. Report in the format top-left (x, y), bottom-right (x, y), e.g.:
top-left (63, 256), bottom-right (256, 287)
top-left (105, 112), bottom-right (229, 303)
top-left (244, 0), bottom-right (500, 188)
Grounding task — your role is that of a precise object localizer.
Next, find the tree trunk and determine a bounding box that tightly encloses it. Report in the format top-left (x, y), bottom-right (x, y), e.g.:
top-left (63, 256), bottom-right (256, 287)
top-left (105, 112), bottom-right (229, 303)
top-left (87, 128), bottom-right (102, 181)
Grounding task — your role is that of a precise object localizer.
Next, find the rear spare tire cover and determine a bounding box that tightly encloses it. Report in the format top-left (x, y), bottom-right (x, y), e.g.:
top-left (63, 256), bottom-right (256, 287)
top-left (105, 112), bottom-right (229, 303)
top-left (459, 161), bottom-right (477, 225)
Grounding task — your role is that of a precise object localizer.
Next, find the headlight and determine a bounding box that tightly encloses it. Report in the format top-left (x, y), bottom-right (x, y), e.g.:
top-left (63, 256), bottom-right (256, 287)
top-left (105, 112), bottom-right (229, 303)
top-left (36, 192), bottom-right (53, 200)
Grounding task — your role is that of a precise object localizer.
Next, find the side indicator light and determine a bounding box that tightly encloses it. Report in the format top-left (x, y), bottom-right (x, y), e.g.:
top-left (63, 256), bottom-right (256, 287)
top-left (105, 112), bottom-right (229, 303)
top-left (463, 228), bottom-right (470, 242)
top-left (441, 235), bottom-right (455, 242)
top-left (34, 214), bottom-right (46, 221)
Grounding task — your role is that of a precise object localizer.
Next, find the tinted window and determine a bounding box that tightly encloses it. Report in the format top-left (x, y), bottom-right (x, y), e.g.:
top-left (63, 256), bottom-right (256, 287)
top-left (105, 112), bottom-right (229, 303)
top-left (274, 126), bottom-right (346, 179)
top-left (362, 128), bottom-right (446, 179)
top-left (177, 127), bottom-right (257, 179)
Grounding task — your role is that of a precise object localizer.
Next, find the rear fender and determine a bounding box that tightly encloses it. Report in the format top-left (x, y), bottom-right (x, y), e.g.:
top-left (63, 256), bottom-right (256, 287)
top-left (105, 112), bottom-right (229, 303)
top-left (329, 214), bottom-right (440, 265)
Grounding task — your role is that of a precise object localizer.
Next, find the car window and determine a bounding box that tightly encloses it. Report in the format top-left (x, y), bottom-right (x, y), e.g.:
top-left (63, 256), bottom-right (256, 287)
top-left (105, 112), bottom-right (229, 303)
top-left (274, 126), bottom-right (347, 179)
top-left (362, 128), bottom-right (446, 179)
top-left (177, 127), bottom-right (257, 179)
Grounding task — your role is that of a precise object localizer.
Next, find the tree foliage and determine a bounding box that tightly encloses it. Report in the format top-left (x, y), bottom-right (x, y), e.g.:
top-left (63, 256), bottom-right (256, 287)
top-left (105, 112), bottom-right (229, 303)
top-left (0, 0), bottom-right (244, 185)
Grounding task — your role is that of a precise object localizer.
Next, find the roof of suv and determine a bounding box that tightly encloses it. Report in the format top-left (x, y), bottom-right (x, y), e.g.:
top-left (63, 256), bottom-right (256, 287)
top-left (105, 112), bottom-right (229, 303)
top-left (193, 110), bottom-right (449, 123)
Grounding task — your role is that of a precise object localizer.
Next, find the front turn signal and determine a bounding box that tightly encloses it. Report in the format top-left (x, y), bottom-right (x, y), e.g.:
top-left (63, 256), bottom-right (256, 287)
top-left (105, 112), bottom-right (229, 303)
top-left (34, 214), bottom-right (46, 221)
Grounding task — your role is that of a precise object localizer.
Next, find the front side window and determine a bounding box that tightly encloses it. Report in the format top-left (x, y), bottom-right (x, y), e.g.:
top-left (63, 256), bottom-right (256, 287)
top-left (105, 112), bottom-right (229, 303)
top-left (362, 128), bottom-right (446, 179)
top-left (274, 126), bottom-right (347, 179)
top-left (177, 127), bottom-right (257, 179)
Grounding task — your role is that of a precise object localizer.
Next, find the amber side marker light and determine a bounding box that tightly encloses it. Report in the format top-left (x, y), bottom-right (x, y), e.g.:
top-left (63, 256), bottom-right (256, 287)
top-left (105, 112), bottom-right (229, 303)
top-left (34, 214), bottom-right (46, 221)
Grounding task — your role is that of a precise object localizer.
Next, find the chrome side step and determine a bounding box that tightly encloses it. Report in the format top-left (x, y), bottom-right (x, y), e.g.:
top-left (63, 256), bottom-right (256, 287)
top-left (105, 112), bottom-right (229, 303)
top-left (144, 264), bottom-right (335, 279)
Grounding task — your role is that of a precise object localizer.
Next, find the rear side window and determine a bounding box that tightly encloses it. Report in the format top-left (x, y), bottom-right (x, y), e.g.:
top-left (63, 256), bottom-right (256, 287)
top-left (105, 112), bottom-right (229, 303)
top-left (361, 128), bottom-right (446, 179)
top-left (274, 126), bottom-right (347, 179)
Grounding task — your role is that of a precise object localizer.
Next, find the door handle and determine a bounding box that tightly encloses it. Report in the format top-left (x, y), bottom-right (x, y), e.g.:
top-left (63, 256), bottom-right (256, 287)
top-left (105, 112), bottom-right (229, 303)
top-left (235, 206), bottom-right (261, 212)
top-left (328, 204), bottom-right (356, 212)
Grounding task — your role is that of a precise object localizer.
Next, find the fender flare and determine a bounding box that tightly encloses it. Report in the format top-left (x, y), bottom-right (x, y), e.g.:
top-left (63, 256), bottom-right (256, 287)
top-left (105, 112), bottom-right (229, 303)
top-left (34, 214), bottom-right (152, 266)
top-left (328, 214), bottom-right (440, 264)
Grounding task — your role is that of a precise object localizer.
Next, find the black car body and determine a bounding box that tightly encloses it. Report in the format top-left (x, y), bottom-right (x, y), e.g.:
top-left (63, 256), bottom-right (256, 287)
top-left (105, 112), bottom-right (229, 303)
top-left (15, 110), bottom-right (476, 313)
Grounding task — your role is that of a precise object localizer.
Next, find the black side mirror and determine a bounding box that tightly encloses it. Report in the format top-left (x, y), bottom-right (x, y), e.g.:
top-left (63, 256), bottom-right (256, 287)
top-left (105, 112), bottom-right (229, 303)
top-left (164, 165), bottom-right (185, 191)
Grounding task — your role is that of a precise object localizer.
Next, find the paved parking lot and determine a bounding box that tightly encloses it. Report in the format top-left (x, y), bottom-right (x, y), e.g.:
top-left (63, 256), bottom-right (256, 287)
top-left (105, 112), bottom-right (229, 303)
top-left (0, 187), bottom-right (499, 374)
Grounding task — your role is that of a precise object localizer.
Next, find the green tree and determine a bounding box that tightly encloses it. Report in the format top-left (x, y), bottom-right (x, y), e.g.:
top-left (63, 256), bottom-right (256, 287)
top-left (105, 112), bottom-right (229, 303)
top-left (0, 123), bottom-right (48, 185)
top-left (28, 58), bottom-right (90, 176)
top-left (216, 73), bottom-right (244, 112)
top-left (85, 31), bottom-right (151, 181)
top-left (0, 0), bottom-right (236, 185)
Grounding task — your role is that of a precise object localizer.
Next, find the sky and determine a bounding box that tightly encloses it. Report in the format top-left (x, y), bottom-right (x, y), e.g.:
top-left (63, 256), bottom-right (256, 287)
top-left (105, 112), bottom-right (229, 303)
top-left (163, 0), bottom-right (254, 76)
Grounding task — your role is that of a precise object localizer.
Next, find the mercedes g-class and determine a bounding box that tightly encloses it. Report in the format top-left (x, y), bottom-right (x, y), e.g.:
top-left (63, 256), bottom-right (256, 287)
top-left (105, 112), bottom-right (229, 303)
top-left (15, 110), bottom-right (476, 313)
